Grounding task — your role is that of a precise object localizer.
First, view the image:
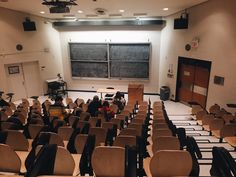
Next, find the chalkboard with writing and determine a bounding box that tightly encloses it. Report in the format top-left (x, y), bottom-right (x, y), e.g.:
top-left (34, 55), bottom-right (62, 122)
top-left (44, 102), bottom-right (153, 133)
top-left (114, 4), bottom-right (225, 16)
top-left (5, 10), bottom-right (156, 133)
top-left (109, 44), bottom-right (150, 61)
top-left (70, 43), bottom-right (107, 61)
top-left (71, 61), bottom-right (108, 78)
top-left (69, 43), bottom-right (150, 79)
top-left (110, 61), bottom-right (149, 78)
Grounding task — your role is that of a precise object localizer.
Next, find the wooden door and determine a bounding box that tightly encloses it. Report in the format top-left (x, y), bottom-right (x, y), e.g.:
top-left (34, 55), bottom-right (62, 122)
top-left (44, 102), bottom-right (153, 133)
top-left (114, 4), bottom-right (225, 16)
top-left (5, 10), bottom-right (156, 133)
top-left (192, 66), bottom-right (210, 108)
top-left (178, 64), bottom-right (195, 104)
top-left (176, 57), bottom-right (211, 108)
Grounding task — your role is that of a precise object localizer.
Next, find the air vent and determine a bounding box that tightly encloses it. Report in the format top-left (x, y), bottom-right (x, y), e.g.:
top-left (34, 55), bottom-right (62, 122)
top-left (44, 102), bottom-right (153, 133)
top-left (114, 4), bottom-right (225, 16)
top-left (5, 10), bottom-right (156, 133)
top-left (86, 14), bottom-right (98, 18)
top-left (133, 13), bottom-right (147, 17)
top-left (109, 14), bottom-right (122, 17)
top-left (95, 8), bottom-right (107, 15)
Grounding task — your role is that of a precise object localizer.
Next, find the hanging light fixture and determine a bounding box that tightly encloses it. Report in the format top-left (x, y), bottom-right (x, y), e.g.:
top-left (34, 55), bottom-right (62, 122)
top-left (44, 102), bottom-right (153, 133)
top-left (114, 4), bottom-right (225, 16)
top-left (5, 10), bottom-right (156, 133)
top-left (42, 0), bottom-right (77, 13)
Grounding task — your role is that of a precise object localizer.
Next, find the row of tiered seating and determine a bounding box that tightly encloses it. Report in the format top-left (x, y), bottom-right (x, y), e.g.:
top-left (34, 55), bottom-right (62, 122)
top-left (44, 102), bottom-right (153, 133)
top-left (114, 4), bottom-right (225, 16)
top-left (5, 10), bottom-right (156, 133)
top-left (144, 101), bottom-right (204, 177)
top-left (0, 97), bottom-right (152, 176)
top-left (192, 104), bottom-right (236, 145)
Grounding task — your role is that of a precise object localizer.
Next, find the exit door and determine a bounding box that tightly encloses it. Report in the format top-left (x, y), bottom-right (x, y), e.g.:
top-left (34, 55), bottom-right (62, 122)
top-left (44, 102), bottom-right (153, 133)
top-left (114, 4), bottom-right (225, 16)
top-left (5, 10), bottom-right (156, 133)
top-left (176, 57), bottom-right (211, 108)
top-left (5, 61), bottom-right (43, 101)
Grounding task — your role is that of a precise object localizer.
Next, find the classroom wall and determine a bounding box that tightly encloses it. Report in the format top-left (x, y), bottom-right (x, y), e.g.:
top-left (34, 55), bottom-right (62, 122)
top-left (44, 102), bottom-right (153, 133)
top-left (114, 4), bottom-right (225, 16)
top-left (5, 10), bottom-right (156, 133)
top-left (1, 0), bottom-right (236, 110)
top-left (0, 7), bottom-right (63, 96)
top-left (58, 26), bottom-right (162, 93)
top-left (160, 0), bottom-right (236, 111)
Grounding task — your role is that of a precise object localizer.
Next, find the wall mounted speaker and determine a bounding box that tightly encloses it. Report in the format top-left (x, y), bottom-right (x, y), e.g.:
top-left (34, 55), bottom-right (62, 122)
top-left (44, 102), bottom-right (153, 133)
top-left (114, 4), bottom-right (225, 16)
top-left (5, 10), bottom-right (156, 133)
top-left (23, 18), bottom-right (36, 31)
top-left (174, 18), bottom-right (188, 29)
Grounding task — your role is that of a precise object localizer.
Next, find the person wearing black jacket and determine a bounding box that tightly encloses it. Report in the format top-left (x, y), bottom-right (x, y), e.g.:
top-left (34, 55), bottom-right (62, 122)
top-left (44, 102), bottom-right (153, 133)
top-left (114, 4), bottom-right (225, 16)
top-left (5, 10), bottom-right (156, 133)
top-left (0, 92), bottom-right (10, 107)
top-left (87, 95), bottom-right (102, 117)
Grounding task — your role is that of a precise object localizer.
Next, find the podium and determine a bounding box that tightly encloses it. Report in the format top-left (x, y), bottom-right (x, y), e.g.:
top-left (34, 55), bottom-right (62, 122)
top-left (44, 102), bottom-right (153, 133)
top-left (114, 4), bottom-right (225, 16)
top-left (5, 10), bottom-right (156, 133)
top-left (128, 84), bottom-right (144, 103)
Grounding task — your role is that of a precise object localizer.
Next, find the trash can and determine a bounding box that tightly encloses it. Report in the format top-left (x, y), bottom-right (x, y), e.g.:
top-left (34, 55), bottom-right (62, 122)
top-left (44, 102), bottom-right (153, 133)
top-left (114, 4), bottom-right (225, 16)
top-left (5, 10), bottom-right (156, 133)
top-left (160, 86), bottom-right (170, 101)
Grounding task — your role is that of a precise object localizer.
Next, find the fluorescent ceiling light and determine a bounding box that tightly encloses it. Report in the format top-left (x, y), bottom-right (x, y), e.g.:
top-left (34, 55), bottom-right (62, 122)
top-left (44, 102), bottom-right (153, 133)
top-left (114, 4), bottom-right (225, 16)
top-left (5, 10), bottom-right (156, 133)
top-left (163, 8), bottom-right (169, 11)
top-left (119, 9), bottom-right (125, 13)
top-left (78, 10), bottom-right (83, 13)
top-left (40, 11), bottom-right (45, 14)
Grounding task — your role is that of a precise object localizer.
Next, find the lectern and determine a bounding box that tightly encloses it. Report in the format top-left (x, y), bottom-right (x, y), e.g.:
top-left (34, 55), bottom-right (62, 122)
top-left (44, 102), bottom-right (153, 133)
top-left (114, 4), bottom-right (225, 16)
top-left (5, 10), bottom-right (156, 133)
top-left (128, 84), bottom-right (144, 103)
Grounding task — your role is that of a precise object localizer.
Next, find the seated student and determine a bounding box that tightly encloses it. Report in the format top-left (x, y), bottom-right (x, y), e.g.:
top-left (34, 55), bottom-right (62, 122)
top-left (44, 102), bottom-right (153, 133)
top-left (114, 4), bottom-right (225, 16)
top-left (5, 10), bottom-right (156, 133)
top-left (52, 96), bottom-right (65, 107)
top-left (0, 92), bottom-right (10, 107)
top-left (48, 96), bottom-right (67, 120)
top-left (113, 91), bottom-right (126, 111)
top-left (99, 101), bottom-right (115, 121)
top-left (87, 95), bottom-right (102, 117)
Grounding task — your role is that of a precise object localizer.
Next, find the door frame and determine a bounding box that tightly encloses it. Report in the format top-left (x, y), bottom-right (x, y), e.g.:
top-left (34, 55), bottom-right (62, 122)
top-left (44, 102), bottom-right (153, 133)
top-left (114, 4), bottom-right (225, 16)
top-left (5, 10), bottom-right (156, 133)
top-left (175, 56), bottom-right (212, 108)
top-left (4, 61), bottom-right (43, 101)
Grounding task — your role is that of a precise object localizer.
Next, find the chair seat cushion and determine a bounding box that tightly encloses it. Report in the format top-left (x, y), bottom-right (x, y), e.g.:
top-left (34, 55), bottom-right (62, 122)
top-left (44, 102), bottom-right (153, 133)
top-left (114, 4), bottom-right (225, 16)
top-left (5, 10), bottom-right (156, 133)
top-left (224, 137), bottom-right (236, 147)
top-left (212, 130), bottom-right (220, 138)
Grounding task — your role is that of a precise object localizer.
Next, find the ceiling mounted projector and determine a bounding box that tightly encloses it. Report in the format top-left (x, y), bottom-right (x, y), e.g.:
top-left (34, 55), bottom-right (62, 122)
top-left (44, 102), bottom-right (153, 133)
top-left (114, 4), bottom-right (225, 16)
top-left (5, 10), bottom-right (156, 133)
top-left (42, 0), bottom-right (77, 13)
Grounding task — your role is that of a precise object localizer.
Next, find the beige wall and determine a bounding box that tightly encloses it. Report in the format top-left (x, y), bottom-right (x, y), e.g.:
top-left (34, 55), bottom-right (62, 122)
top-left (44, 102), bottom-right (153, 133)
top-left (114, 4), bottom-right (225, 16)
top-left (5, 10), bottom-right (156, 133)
top-left (0, 7), bottom-right (63, 95)
top-left (58, 26), bottom-right (162, 93)
top-left (160, 0), bottom-right (236, 111)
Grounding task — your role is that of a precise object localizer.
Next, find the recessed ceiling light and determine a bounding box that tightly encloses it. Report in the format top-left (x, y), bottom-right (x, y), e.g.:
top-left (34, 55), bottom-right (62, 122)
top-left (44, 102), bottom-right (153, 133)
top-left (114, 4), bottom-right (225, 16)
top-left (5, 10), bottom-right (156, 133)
top-left (163, 8), bottom-right (169, 11)
top-left (78, 10), bottom-right (83, 13)
top-left (40, 11), bottom-right (45, 14)
top-left (119, 9), bottom-right (125, 13)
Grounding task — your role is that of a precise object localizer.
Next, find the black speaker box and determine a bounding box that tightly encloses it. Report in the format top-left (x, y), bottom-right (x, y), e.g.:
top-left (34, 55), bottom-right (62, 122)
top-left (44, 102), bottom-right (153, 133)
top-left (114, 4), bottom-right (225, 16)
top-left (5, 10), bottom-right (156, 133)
top-left (23, 21), bottom-right (36, 31)
top-left (174, 18), bottom-right (188, 29)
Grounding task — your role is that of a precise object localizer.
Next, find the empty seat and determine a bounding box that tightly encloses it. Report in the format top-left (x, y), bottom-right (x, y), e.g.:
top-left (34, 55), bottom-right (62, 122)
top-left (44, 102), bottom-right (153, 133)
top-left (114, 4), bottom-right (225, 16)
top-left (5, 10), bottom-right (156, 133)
top-left (58, 126), bottom-right (73, 141)
top-left (209, 104), bottom-right (220, 114)
top-left (110, 118), bottom-right (124, 130)
top-left (191, 105), bottom-right (203, 115)
top-left (37, 132), bottom-right (64, 147)
top-left (120, 128), bottom-right (137, 137)
top-left (196, 110), bottom-right (208, 125)
top-left (152, 129), bottom-right (172, 140)
top-left (212, 124), bottom-right (236, 142)
top-left (0, 130), bottom-right (29, 151)
top-left (0, 143), bottom-right (21, 174)
top-left (68, 115), bottom-right (79, 126)
top-left (92, 146), bottom-right (125, 177)
top-left (224, 136), bottom-right (236, 150)
top-left (152, 136), bottom-right (180, 154)
top-left (54, 146), bottom-right (75, 175)
top-left (202, 114), bottom-right (215, 131)
top-left (113, 135), bottom-right (136, 148)
top-left (89, 127), bottom-right (107, 146)
top-left (74, 134), bottom-right (88, 154)
top-left (80, 112), bottom-right (91, 121)
top-left (144, 150), bottom-right (192, 177)
top-left (153, 123), bottom-right (169, 130)
top-left (28, 124), bottom-right (45, 139)
top-left (223, 114), bottom-right (236, 124)
top-left (66, 98), bottom-right (73, 106)
top-left (209, 118), bottom-right (224, 134)
top-left (68, 102), bottom-right (77, 109)
top-left (25, 144), bottom-right (75, 177)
